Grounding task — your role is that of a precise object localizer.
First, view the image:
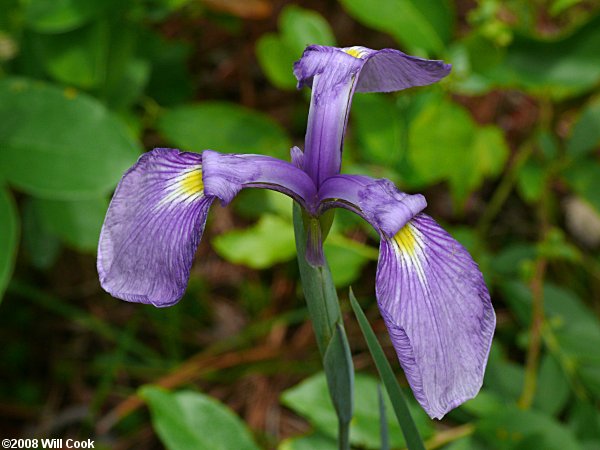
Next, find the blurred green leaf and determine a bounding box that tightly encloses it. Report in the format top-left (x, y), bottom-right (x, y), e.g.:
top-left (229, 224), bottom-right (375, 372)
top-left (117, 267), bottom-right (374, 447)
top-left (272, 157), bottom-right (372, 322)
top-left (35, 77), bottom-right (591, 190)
top-left (29, 20), bottom-right (109, 89)
top-left (256, 33), bottom-right (297, 89)
top-left (470, 14), bottom-right (600, 99)
top-left (533, 354), bottom-right (570, 416)
top-left (0, 78), bottom-right (140, 199)
top-left (351, 94), bottom-right (403, 166)
top-left (212, 214), bottom-right (296, 269)
top-left (568, 401), bottom-right (600, 445)
top-left (278, 433), bottom-right (337, 450)
top-left (484, 343), bottom-right (525, 402)
top-left (21, 199), bottom-right (61, 270)
top-left (279, 5), bottom-right (336, 57)
top-left (256, 5), bottom-right (335, 90)
top-left (517, 160), bottom-right (546, 203)
top-left (449, 125), bottom-right (509, 202)
top-left (566, 97), bottom-right (600, 158)
top-left (281, 372), bottom-right (433, 449)
top-left (140, 386), bottom-right (260, 450)
top-left (0, 186), bottom-right (18, 301)
top-left (140, 30), bottom-right (193, 105)
top-left (32, 197), bottom-right (108, 252)
top-left (24, 0), bottom-right (114, 33)
top-left (409, 97), bottom-right (507, 203)
top-left (477, 404), bottom-right (582, 450)
top-left (338, 0), bottom-right (453, 54)
top-left (159, 102), bottom-right (291, 159)
top-left (324, 234), bottom-right (375, 287)
top-left (563, 160), bottom-right (600, 214)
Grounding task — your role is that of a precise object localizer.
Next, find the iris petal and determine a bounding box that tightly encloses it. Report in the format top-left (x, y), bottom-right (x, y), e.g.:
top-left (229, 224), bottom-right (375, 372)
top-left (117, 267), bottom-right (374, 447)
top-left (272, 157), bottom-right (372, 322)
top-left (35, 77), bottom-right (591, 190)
top-left (202, 150), bottom-right (317, 211)
top-left (98, 148), bottom-right (214, 307)
top-left (376, 213), bottom-right (495, 419)
top-left (318, 174), bottom-right (426, 237)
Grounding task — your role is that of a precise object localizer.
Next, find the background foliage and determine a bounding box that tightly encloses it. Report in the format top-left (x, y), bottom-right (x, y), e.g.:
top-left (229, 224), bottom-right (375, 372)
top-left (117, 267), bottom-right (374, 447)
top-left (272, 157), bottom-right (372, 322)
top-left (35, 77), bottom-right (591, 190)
top-left (1, 0), bottom-right (600, 448)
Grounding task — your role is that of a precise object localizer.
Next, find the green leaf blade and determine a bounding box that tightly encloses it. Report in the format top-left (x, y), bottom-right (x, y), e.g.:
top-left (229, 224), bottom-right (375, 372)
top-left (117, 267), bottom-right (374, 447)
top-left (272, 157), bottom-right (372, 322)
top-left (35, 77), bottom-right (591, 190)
top-left (349, 290), bottom-right (426, 450)
top-left (0, 78), bottom-right (141, 199)
top-left (140, 386), bottom-right (261, 450)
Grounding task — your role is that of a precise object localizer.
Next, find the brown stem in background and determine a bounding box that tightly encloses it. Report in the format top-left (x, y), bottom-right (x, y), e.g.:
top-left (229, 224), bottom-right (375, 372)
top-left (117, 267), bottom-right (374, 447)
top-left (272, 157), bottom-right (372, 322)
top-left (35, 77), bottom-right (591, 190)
top-left (518, 256), bottom-right (547, 409)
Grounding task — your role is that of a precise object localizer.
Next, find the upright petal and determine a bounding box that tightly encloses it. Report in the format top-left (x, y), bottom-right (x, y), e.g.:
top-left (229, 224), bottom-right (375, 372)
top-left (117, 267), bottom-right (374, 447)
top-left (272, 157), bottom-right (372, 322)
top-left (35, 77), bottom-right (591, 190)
top-left (202, 150), bottom-right (317, 212)
top-left (376, 213), bottom-right (495, 419)
top-left (98, 148), bottom-right (214, 307)
top-left (294, 46), bottom-right (364, 187)
top-left (294, 45), bottom-right (451, 187)
top-left (318, 174), bottom-right (426, 237)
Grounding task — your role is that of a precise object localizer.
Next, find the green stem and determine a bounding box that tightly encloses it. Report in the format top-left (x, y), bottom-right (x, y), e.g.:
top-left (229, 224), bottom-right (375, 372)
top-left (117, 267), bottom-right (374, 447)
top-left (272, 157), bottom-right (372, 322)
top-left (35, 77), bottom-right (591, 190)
top-left (293, 203), bottom-right (353, 450)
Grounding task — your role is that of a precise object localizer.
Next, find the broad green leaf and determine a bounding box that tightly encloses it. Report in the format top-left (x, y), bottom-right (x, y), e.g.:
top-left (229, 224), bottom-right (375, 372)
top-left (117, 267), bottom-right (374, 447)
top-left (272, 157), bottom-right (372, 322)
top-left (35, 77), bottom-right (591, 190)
top-left (517, 160), bottom-right (547, 203)
top-left (471, 14), bottom-right (600, 100)
top-left (24, 0), bottom-right (114, 33)
top-left (256, 6), bottom-right (335, 90)
top-left (568, 401), bottom-right (600, 444)
top-left (563, 160), bottom-right (600, 214)
top-left (477, 405), bottom-right (582, 450)
top-left (351, 94), bottom-right (403, 166)
top-left (281, 372), bottom-right (432, 449)
top-left (158, 102), bottom-right (291, 159)
top-left (0, 187), bottom-right (19, 301)
top-left (349, 291), bottom-right (426, 450)
top-left (29, 21), bottom-right (110, 88)
top-left (533, 354), bottom-right (570, 416)
top-left (483, 343), bottom-right (525, 402)
top-left (278, 433), bottom-right (337, 450)
top-left (279, 5), bottom-right (336, 57)
top-left (139, 30), bottom-right (193, 106)
top-left (22, 199), bottom-right (61, 270)
top-left (0, 78), bottom-right (141, 199)
top-left (500, 281), bottom-right (600, 399)
top-left (140, 386), bottom-right (260, 450)
top-left (256, 33), bottom-right (297, 89)
top-left (449, 125), bottom-right (509, 202)
top-left (566, 97), bottom-right (600, 158)
top-left (409, 97), bottom-right (507, 202)
top-left (32, 197), bottom-right (108, 252)
top-left (324, 236), bottom-right (374, 287)
top-left (338, 0), bottom-right (453, 54)
top-left (212, 214), bottom-right (296, 269)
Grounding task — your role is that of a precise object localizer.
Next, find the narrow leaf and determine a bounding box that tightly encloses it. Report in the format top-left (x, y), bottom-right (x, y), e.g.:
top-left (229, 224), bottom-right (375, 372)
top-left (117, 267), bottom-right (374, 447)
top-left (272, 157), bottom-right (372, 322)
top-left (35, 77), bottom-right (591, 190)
top-left (324, 322), bottom-right (354, 449)
top-left (349, 289), bottom-right (425, 450)
top-left (378, 384), bottom-right (390, 450)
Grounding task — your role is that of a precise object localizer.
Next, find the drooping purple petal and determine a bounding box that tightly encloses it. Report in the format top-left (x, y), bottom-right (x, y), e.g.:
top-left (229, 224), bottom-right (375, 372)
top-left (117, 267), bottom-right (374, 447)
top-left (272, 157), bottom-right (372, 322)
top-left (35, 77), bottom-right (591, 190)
top-left (318, 174), bottom-right (426, 237)
top-left (202, 150), bottom-right (317, 213)
top-left (98, 148), bottom-right (213, 307)
top-left (376, 213), bottom-right (495, 419)
top-left (354, 47), bottom-right (451, 93)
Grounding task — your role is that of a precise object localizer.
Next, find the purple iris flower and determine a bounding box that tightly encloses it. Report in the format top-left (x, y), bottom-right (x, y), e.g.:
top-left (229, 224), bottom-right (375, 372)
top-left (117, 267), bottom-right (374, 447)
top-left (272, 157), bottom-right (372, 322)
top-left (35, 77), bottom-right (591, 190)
top-left (98, 45), bottom-right (495, 419)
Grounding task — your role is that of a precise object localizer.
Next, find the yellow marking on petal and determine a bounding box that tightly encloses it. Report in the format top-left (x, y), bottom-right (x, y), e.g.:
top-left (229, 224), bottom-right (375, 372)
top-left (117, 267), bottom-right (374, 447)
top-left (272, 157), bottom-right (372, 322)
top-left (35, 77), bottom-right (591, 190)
top-left (343, 46), bottom-right (368, 59)
top-left (179, 169), bottom-right (203, 196)
top-left (393, 223), bottom-right (428, 286)
top-left (394, 224), bottom-right (418, 257)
